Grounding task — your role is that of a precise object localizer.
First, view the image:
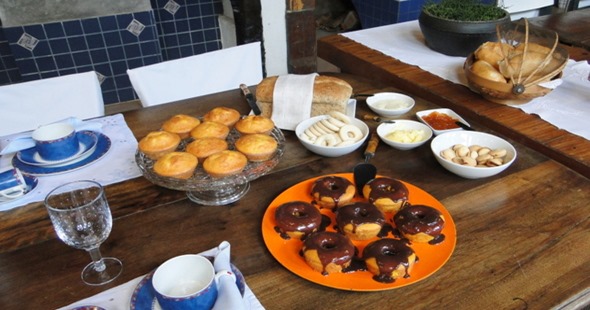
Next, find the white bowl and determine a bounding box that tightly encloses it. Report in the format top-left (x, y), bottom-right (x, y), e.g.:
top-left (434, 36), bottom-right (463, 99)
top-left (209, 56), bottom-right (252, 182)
top-left (366, 92), bottom-right (415, 117)
top-left (430, 131), bottom-right (517, 179)
top-left (296, 115), bottom-right (369, 157)
top-left (416, 108), bottom-right (470, 135)
top-left (377, 120), bottom-right (433, 150)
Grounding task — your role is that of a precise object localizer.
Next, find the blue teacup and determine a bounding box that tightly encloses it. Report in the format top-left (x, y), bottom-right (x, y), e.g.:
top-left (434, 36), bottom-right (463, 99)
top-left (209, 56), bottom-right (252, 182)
top-left (0, 168), bottom-right (27, 199)
top-left (152, 254), bottom-right (218, 310)
top-left (32, 122), bottom-right (79, 161)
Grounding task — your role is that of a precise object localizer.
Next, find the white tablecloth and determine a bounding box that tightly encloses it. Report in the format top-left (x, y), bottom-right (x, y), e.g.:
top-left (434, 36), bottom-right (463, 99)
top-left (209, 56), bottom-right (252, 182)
top-left (341, 20), bottom-right (590, 140)
top-left (0, 114), bottom-right (142, 211)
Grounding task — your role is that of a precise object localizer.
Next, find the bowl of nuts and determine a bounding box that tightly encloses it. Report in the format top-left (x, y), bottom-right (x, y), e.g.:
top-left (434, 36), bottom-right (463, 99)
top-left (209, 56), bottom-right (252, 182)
top-left (430, 131), bottom-right (517, 179)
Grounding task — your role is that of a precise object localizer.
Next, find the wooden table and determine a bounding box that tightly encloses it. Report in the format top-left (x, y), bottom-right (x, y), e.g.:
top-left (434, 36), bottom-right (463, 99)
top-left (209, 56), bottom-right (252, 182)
top-left (528, 7), bottom-right (590, 50)
top-left (317, 26), bottom-right (590, 179)
top-left (0, 74), bottom-right (588, 309)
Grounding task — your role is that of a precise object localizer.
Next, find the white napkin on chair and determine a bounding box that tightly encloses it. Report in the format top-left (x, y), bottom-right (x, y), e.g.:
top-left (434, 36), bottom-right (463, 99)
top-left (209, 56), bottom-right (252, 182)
top-left (271, 73), bottom-right (318, 130)
top-left (0, 117), bottom-right (103, 155)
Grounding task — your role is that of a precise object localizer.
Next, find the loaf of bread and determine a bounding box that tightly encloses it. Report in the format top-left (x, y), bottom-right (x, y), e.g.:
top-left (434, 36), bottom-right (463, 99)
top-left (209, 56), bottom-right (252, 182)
top-left (255, 75), bottom-right (353, 118)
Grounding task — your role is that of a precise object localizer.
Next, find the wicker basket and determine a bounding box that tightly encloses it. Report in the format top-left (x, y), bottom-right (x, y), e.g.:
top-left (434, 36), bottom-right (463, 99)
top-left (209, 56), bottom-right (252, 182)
top-left (464, 18), bottom-right (569, 105)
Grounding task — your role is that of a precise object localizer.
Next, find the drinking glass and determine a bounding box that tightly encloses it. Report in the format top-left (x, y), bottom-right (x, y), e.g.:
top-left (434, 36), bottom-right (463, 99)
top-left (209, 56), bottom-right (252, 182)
top-left (45, 180), bottom-right (123, 286)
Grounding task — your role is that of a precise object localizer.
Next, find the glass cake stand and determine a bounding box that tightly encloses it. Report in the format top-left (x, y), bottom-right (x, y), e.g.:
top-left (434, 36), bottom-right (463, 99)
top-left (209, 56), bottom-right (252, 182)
top-left (136, 127), bottom-right (285, 206)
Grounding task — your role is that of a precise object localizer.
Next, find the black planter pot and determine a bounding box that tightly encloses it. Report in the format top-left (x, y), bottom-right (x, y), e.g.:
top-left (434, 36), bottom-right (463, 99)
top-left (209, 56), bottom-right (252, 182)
top-left (418, 9), bottom-right (511, 57)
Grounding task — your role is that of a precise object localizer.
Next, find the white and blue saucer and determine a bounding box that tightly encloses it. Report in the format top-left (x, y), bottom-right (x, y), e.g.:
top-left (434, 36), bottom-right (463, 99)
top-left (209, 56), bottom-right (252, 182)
top-left (13, 131), bottom-right (111, 176)
top-left (17, 131), bottom-right (98, 167)
top-left (130, 262), bottom-right (245, 310)
top-left (0, 174), bottom-right (38, 204)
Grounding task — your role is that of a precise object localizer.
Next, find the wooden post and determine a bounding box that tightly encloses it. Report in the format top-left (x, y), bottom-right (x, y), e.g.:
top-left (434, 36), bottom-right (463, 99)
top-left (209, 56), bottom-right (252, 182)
top-left (286, 0), bottom-right (317, 73)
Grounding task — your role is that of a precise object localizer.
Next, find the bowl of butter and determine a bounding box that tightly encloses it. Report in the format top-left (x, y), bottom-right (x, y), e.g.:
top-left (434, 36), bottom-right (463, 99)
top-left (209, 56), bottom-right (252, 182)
top-left (377, 120), bottom-right (433, 150)
top-left (366, 92), bottom-right (415, 117)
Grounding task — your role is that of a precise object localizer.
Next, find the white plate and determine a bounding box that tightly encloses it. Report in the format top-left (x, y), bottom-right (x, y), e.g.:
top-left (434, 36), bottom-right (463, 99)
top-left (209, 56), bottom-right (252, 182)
top-left (416, 108), bottom-right (470, 135)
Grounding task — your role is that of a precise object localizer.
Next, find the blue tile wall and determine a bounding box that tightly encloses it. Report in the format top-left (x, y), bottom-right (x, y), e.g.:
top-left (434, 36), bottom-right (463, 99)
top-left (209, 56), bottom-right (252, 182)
top-left (352, 0), bottom-right (499, 29)
top-left (0, 28), bottom-right (21, 85)
top-left (2, 11), bottom-right (162, 104)
top-left (351, 0), bottom-right (435, 28)
top-left (151, 0), bottom-right (223, 61)
top-left (0, 0), bottom-right (224, 104)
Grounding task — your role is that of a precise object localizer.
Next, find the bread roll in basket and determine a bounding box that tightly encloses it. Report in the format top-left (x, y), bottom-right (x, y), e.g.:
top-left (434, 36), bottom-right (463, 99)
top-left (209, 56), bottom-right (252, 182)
top-left (464, 19), bottom-right (569, 105)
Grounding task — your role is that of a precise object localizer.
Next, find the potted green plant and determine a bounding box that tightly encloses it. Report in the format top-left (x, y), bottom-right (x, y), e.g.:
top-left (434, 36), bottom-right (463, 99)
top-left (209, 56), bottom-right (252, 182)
top-left (419, 0), bottom-right (511, 56)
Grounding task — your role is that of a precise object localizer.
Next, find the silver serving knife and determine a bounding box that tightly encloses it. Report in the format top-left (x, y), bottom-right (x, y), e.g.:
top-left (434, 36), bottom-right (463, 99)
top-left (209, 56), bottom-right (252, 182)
top-left (240, 84), bottom-right (261, 115)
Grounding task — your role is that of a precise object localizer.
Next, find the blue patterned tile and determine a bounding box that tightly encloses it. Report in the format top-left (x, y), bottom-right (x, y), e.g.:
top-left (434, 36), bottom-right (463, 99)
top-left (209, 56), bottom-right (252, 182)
top-left (140, 41), bottom-right (159, 55)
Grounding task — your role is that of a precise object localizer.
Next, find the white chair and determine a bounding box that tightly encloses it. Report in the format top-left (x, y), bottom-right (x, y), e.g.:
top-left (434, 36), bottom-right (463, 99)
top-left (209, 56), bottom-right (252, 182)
top-left (0, 71), bottom-right (105, 136)
top-left (127, 42), bottom-right (263, 107)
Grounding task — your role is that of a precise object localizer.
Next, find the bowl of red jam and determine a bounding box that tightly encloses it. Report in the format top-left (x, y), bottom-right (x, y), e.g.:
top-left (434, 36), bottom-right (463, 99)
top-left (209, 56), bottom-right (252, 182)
top-left (416, 108), bottom-right (469, 135)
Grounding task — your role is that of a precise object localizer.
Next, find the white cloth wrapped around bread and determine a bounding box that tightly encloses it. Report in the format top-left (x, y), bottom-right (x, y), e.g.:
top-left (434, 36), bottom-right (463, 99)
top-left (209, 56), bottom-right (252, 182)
top-left (255, 75), bottom-right (353, 118)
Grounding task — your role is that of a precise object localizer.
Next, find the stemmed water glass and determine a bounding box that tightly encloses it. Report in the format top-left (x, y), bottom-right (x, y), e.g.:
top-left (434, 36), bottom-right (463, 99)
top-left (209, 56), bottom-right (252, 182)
top-left (45, 180), bottom-right (123, 286)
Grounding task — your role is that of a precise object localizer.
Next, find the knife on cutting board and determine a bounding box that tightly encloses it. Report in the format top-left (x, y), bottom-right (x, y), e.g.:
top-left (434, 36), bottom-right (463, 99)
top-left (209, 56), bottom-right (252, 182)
top-left (240, 84), bottom-right (261, 115)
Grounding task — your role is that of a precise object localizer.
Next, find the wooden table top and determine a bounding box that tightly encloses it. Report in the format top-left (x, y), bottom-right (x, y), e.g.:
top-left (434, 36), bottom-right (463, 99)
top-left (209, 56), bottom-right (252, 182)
top-left (0, 74), bottom-right (588, 309)
top-left (317, 29), bottom-right (590, 179)
top-left (528, 7), bottom-right (590, 50)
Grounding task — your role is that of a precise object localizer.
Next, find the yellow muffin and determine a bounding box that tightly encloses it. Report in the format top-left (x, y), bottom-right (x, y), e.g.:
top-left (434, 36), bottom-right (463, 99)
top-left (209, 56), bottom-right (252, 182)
top-left (202, 150), bottom-right (248, 178)
top-left (185, 138), bottom-right (229, 162)
top-left (138, 131), bottom-right (181, 160)
top-left (203, 107), bottom-right (241, 127)
top-left (190, 121), bottom-right (230, 140)
top-left (235, 134), bottom-right (278, 162)
top-left (161, 114), bottom-right (201, 139)
top-left (234, 115), bottom-right (275, 135)
top-left (153, 152), bottom-right (198, 179)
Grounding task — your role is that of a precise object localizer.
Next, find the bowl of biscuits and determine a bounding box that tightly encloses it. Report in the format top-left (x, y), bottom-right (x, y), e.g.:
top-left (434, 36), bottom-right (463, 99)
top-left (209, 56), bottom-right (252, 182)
top-left (430, 131), bottom-right (517, 179)
top-left (135, 107), bottom-right (285, 205)
top-left (295, 111), bottom-right (369, 157)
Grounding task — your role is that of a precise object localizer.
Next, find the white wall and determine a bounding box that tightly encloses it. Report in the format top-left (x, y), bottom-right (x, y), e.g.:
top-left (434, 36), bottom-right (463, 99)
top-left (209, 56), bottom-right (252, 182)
top-left (260, 0), bottom-right (289, 76)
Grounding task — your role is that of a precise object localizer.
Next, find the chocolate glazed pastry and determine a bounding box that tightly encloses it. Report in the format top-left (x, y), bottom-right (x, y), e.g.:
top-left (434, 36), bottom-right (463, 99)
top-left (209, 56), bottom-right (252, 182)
top-left (394, 204), bottom-right (445, 245)
top-left (311, 176), bottom-right (355, 209)
top-left (302, 231), bottom-right (356, 275)
top-left (362, 238), bottom-right (417, 283)
top-left (274, 201), bottom-right (322, 240)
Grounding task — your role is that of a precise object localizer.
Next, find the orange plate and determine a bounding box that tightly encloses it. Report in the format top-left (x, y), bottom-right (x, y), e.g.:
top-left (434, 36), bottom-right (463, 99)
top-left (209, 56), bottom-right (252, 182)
top-left (261, 173), bottom-right (456, 291)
